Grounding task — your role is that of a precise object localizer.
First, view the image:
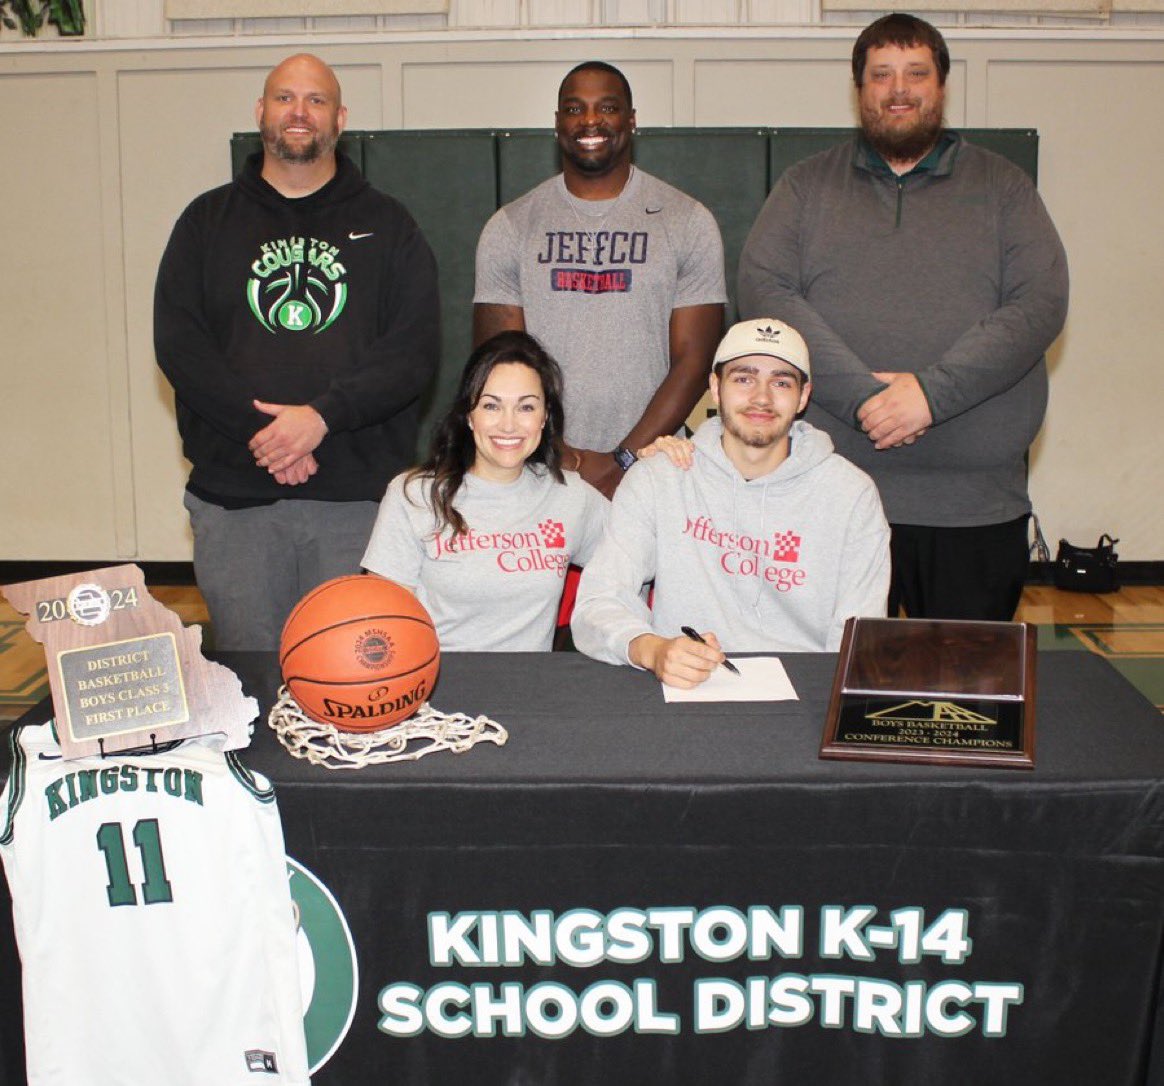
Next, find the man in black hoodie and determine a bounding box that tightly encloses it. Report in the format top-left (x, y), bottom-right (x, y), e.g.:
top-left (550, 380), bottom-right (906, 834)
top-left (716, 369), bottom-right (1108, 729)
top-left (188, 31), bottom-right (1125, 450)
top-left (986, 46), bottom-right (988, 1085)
top-left (155, 54), bottom-right (439, 650)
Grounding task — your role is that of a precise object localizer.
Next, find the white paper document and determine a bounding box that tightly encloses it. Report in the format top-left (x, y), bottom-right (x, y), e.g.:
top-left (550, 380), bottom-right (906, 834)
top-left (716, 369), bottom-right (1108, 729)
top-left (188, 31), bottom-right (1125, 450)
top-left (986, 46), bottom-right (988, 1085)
top-left (661, 656), bottom-right (798, 703)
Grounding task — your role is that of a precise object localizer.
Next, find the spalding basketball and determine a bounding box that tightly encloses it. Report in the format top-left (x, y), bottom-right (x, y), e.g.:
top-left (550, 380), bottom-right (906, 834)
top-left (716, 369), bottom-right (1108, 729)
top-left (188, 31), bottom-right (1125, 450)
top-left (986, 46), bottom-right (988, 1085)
top-left (279, 575), bottom-right (440, 732)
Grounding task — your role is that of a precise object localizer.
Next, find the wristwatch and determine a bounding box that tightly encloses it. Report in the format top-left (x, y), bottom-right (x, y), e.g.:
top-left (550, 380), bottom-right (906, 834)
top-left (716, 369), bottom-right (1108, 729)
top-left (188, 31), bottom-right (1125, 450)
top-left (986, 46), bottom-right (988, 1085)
top-left (612, 445), bottom-right (637, 472)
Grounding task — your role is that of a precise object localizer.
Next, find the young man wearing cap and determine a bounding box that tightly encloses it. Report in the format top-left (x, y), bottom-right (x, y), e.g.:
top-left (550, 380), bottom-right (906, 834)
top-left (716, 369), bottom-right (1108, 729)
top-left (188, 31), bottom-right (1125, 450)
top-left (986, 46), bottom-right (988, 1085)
top-left (572, 319), bottom-right (890, 688)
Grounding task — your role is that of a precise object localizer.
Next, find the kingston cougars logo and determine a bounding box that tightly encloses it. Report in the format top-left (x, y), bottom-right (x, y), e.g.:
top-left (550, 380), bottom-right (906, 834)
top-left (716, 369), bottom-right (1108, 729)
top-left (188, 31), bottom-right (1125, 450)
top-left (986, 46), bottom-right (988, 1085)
top-left (247, 235), bottom-right (348, 334)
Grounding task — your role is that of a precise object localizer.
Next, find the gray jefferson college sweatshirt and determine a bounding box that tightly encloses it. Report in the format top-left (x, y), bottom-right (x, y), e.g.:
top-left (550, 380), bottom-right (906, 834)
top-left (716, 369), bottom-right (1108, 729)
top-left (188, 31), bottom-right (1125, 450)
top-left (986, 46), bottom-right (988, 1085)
top-left (572, 417), bottom-right (890, 664)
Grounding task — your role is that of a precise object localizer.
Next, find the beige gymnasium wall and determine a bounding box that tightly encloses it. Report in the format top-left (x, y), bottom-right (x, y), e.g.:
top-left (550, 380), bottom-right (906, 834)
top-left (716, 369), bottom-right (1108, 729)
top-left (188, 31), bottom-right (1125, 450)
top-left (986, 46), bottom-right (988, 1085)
top-left (1, 25), bottom-right (1161, 561)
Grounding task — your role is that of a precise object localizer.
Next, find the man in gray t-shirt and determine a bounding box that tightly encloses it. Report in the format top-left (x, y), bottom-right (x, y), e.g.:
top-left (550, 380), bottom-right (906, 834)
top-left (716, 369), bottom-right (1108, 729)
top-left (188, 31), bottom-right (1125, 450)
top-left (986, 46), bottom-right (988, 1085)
top-left (474, 61), bottom-right (726, 499)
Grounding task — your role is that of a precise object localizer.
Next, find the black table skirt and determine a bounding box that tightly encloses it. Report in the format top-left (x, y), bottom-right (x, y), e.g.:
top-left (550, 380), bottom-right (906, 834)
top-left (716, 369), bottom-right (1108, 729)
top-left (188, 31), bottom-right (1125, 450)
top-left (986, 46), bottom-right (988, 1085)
top-left (4, 651), bottom-right (1164, 1084)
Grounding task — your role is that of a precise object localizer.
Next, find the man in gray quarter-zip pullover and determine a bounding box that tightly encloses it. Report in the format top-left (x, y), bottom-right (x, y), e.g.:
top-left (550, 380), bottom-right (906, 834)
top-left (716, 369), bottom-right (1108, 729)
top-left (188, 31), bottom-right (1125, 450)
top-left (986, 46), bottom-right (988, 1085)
top-left (738, 13), bottom-right (1068, 622)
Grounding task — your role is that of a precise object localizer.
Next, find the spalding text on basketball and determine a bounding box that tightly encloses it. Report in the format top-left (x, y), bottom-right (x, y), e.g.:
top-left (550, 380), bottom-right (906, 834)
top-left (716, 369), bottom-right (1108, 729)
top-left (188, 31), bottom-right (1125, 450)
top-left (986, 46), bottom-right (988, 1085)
top-left (322, 678), bottom-right (429, 722)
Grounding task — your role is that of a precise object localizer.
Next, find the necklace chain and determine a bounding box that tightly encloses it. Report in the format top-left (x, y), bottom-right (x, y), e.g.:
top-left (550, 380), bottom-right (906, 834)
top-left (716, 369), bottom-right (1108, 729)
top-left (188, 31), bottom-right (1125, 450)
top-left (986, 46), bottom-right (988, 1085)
top-left (560, 165), bottom-right (636, 237)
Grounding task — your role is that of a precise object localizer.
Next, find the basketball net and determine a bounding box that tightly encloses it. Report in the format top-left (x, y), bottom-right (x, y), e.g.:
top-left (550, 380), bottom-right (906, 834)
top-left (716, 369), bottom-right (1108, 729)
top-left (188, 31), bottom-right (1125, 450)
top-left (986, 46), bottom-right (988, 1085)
top-left (268, 685), bottom-right (508, 769)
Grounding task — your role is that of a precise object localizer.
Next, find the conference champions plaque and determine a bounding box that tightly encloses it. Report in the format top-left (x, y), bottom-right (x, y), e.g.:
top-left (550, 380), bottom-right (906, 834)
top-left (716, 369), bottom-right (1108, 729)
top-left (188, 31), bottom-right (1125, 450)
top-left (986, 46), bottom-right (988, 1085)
top-left (821, 618), bottom-right (1037, 770)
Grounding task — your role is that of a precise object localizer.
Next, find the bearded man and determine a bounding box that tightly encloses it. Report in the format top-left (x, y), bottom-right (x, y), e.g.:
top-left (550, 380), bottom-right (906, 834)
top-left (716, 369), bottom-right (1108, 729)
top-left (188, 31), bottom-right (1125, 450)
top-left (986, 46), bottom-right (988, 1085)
top-left (738, 14), bottom-right (1068, 622)
top-left (154, 54), bottom-right (439, 649)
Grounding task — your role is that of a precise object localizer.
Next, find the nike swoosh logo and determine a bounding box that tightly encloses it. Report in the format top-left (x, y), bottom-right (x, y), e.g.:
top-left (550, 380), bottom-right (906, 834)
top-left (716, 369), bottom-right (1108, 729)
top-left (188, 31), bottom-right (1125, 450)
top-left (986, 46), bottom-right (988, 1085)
top-left (348, 231), bottom-right (374, 240)
top-left (646, 207), bottom-right (662, 214)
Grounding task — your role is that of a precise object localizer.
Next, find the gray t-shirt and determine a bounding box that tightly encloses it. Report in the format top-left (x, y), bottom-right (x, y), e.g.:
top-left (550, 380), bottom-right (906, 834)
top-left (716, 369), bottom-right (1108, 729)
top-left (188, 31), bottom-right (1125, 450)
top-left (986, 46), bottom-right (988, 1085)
top-left (362, 466), bottom-right (608, 652)
top-left (474, 169), bottom-right (726, 451)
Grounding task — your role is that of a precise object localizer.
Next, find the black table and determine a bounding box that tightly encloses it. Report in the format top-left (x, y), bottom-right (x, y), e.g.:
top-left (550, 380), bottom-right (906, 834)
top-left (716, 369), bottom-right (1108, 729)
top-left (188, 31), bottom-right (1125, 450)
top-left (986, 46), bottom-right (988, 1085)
top-left (4, 651), bottom-right (1164, 1084)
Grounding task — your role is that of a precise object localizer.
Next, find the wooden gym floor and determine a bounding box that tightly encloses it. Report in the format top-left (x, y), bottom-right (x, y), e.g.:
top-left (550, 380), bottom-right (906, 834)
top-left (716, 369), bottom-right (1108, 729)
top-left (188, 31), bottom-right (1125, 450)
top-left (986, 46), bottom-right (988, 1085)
top-left (1, 583), bottom-right (1162, 724)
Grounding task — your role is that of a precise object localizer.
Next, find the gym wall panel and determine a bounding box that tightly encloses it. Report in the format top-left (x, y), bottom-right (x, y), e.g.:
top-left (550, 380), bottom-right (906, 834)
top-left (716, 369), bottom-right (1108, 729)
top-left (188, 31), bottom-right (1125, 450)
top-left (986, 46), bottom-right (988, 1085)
top-left (693, 57), bottom-right (858, 127)
top-left (1, 35), bottom-right (1162, 560)
top-left (523, 0), bottom-right (595, 25)
top-left (119, 65), bottom-right (283, 560)
top-left (692, 56), bottom-right (969, 128)
top-left (165, 0), bottom-right (448, 15)
top-left (399, 59), bottom-right (676, 128)
top-left (401, 61), bottom-right (568, 128)
top-left (0, 72), bottom-right (119, 559)
top-left (985, 58), bottom-right (1164, 552)
top-left (689, 57), bottom-right (973, 130)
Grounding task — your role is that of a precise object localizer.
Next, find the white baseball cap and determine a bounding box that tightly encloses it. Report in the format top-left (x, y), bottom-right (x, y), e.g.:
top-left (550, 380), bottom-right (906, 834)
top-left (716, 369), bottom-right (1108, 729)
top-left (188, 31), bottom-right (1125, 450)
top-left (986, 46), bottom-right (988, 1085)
top-left (713, 319), bottom-right (811, 380)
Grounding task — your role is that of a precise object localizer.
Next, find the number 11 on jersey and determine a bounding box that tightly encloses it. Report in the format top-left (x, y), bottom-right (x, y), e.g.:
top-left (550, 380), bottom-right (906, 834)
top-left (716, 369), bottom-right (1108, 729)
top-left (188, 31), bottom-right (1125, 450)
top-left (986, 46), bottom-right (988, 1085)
top-left (95, 819), bottom-right (174, 907)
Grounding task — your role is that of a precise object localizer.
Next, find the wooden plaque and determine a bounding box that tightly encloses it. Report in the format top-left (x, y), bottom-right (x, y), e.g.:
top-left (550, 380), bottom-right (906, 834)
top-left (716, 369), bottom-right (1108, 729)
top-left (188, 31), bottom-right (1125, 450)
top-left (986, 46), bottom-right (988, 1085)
top-left (2, 565), bottom-right (257, 758)
top-left (820, 617), bottom-right (1037, 769)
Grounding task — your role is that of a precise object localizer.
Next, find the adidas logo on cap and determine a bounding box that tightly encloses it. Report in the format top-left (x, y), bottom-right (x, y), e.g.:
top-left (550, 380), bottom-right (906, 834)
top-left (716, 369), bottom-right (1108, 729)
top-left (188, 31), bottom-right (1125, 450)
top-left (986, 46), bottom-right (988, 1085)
top-left (713, 318), bottom-right (811, 379)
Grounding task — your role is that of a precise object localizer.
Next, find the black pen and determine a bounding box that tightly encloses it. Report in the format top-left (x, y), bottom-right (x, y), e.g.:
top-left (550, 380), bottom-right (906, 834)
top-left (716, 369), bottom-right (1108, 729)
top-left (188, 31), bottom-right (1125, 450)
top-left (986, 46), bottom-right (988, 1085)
top-left (680, 626), bottom-right (741, 676)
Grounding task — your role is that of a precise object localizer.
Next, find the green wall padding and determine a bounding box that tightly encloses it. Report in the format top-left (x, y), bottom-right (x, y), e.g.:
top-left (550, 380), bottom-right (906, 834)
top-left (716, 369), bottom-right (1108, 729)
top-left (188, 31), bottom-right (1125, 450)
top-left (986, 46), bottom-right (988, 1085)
top-left (225, 127), bottom-right (1039, 458)
top-left (768, 127), bottom-right (1037, 186)
top-left (363, 130), bottom-right (499, 454)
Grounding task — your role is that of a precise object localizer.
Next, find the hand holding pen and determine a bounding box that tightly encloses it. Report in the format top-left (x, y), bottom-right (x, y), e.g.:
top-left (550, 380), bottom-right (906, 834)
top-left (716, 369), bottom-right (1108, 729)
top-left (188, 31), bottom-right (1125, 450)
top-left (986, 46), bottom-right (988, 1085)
top-left (627, 626), bottom-right (736, 689)
top-left (681, 627), bottom-right (740, 676)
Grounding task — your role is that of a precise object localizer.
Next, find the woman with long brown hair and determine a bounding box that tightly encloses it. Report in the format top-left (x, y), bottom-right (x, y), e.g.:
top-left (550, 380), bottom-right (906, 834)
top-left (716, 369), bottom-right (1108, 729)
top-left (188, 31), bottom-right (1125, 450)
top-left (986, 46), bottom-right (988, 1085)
top-left (362, 330), bottom-right (607, 651)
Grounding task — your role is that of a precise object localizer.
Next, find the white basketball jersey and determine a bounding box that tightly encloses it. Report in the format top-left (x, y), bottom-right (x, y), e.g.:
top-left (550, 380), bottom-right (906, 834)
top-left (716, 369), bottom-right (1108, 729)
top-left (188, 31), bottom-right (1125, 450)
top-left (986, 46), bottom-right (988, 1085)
top-left (0, 720), bottom-right (309, 1085)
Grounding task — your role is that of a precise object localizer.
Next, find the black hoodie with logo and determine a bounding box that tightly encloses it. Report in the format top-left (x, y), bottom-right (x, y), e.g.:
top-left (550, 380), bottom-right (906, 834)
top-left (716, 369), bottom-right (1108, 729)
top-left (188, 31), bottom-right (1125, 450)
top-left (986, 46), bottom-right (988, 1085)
top-left (154, 151), bottom-right (439, 505)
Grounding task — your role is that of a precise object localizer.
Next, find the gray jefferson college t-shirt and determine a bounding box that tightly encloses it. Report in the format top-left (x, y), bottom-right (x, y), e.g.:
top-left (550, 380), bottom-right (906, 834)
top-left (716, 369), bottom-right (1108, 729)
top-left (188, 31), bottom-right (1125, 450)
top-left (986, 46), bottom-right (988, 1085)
top-left (362, 467), bottom-right (608, 652)
top-left (475, 169), bottom-right (726, 451)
